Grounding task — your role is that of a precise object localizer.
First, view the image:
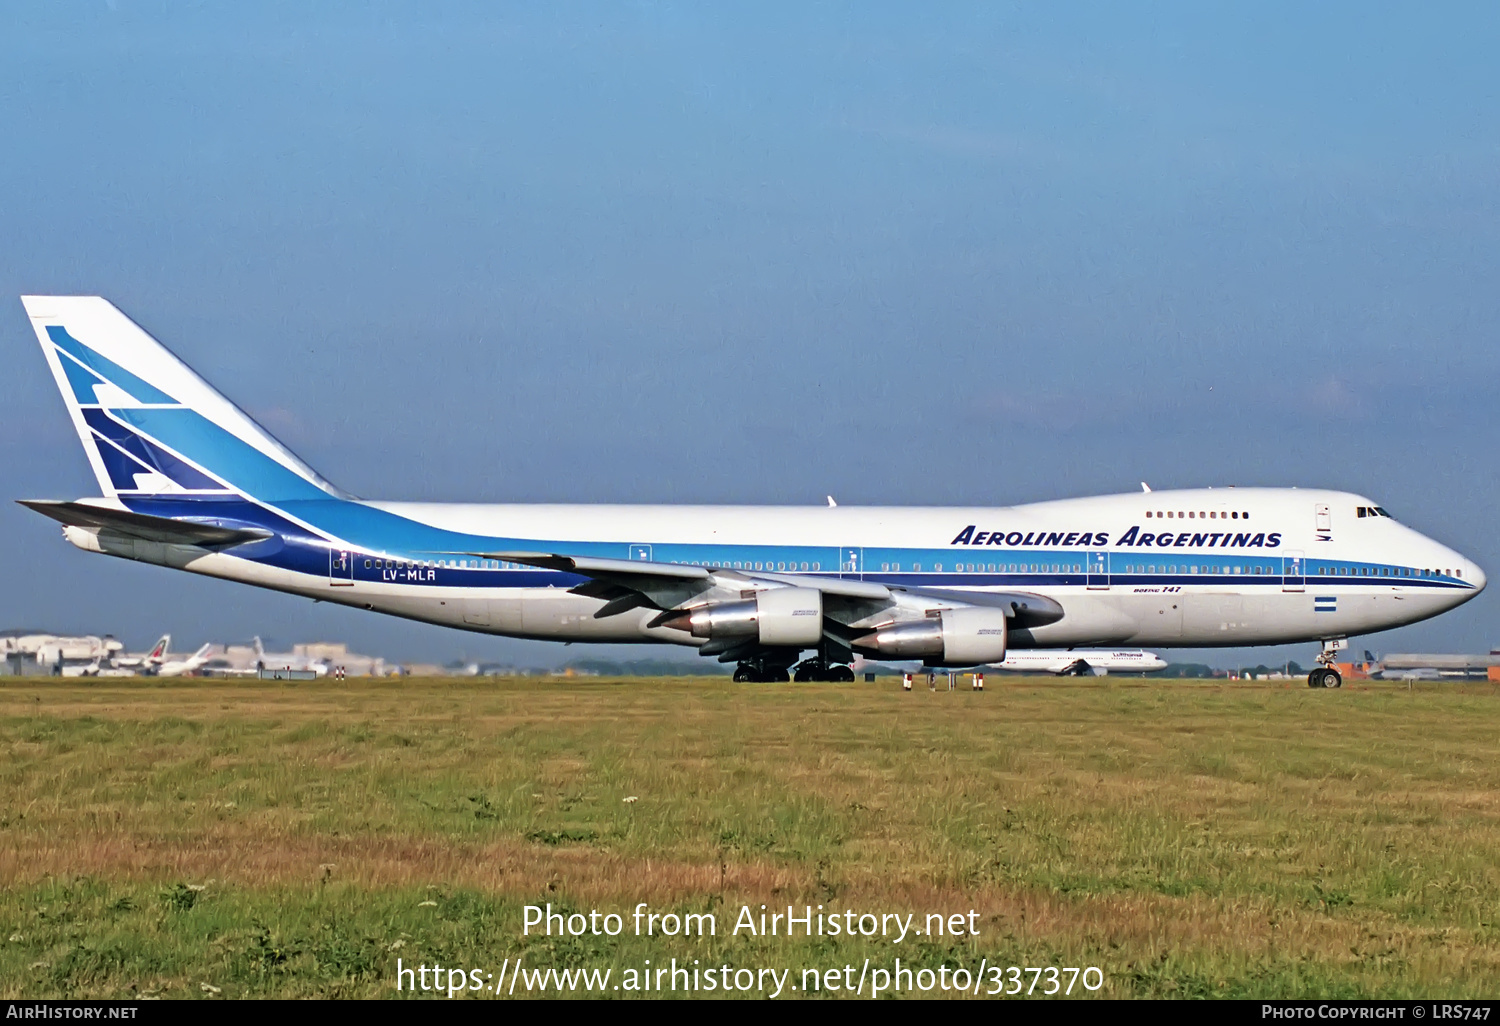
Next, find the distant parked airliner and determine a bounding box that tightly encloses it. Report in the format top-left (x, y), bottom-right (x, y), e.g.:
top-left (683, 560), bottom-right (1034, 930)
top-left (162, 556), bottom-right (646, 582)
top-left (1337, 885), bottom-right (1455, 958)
top-left (19, 297), bottom-right (1484, 688)
top-left (990, 649), bottom-right (1168, 676)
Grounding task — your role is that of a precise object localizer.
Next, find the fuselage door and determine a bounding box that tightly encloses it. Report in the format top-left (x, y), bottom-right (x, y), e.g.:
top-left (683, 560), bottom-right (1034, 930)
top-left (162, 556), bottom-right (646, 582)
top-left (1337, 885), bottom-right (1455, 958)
top-left (840, 547), bottom-right (863, 580)
top-left (1282, 551), bottom-right (1305, 593)
top-left (1087, 550), bottom-right (1110, 590)
top-left (329, 547), bottom-right (354, 586)
top-left (1315, 503), bottom-right (1332, 542)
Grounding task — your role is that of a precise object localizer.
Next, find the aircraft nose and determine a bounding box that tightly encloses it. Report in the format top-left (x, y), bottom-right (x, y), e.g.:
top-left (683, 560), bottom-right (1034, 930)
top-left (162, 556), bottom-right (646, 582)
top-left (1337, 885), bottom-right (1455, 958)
top-left (1418, 537), bottom-right (1484, 606)
top-left (1439, 546), bottom-right (1485, 598)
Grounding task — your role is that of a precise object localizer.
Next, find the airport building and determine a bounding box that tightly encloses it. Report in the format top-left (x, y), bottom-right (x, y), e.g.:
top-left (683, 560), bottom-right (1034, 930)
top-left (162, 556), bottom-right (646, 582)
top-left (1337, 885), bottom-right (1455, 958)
top-left (1, 631), bottom-right (392, 678)
top-left (2, 630), bottom-right (123, 676)
top-left (207, 641), bottom-right (390, 678)
top-left (1374, 650), bottom-right (1500, 681)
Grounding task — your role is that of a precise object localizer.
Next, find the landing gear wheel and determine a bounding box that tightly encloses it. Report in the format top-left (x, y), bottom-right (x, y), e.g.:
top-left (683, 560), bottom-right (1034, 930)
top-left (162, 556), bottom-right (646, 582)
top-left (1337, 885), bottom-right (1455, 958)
top-left (1311, 639), bottom-right (1348, 689)
top-left (828, 664), bottom-right (855, 682)
top-left (793, 661), bottom-right (824, 682)
top-left (735, 659), bottom-right (793, 682)
top-left (1307, 668), bottom-right (1342, 688)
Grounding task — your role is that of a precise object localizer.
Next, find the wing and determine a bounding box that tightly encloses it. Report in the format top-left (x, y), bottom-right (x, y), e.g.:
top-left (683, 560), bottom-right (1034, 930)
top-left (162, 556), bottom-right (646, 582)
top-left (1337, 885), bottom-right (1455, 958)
top-left (480, 550), bottom-right (891, 606)
top-left (468, 549), bottom-right (1063, 663)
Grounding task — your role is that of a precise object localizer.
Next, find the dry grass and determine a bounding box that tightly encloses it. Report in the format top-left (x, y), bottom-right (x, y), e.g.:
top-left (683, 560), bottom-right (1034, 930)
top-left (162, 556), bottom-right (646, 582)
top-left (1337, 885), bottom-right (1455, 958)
top-left (2, 675), bottom-right (1498, 998)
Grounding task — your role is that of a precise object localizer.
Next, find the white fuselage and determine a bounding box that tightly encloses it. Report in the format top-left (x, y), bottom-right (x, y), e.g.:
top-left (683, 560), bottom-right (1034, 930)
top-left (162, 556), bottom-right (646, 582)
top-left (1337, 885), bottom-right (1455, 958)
top-left (75, 486), bottom-right (1484, 651)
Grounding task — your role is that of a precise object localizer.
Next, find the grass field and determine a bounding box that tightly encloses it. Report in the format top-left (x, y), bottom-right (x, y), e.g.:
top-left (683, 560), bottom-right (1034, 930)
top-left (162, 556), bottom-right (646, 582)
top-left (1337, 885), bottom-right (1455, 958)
top-left (2, 674), bottom-right (1499, 999)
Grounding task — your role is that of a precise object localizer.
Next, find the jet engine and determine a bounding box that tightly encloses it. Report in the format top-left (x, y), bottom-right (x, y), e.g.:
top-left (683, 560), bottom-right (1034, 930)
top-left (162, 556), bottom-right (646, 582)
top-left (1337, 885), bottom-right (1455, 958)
top-left (852, 607), bottom-right (1008, 666)
top-left (661, 587), bottom-right (824, 647)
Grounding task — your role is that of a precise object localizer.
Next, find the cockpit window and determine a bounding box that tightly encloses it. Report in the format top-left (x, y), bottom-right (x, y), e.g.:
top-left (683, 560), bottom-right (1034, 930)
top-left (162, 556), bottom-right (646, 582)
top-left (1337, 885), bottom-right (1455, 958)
top-left (1356, 506), bottom-right (1394, 519)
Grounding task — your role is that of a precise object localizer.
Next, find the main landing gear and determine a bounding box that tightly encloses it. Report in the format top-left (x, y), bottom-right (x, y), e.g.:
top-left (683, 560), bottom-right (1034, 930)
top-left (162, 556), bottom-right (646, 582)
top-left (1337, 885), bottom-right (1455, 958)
top-left (732, 659), bottom-right (791, 683)
top-left (1307, 638), bottom-right (1346, 689)
top-left (734, 639), bottom-right (856, 683)
top-left (733, 659), bottom-right (855, 683)
top-left (792, 659), bottom-right (855, 683)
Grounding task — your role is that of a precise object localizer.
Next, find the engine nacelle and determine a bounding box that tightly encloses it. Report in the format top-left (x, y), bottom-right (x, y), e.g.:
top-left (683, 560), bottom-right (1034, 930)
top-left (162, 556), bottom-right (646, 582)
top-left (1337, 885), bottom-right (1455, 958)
top-left (853, 607), bottom-right (1008, 666)
top-left (664, 587), bottom-right (824, 647)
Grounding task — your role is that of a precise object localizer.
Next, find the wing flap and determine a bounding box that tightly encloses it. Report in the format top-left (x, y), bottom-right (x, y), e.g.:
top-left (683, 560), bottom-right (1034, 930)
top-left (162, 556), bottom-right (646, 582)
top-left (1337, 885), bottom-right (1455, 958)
top-left (747, 570), bottom-right (892, 601)
top-left (460, 550), bottom-right (718, 611)
top-left (475, 551), bottom-right (711, 580)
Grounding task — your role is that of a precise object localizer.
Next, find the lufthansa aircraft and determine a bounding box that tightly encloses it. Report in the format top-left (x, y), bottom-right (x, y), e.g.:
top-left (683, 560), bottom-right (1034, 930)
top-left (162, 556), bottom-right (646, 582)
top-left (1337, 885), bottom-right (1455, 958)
top-left (19, 297), bottom-right (1486, 688)
top-left (989, 649), bottom-right (1168, 676)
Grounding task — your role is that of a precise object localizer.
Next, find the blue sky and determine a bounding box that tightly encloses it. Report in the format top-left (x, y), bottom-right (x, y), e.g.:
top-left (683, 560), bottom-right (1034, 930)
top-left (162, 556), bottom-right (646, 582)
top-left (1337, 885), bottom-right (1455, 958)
top-left (2, 2), bottom-right (1496, 665)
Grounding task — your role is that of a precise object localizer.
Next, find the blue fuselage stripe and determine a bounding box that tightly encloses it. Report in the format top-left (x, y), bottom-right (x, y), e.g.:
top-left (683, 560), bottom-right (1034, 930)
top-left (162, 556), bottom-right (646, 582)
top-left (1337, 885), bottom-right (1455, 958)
top-left (116, 496), bottom-right (1476, 595)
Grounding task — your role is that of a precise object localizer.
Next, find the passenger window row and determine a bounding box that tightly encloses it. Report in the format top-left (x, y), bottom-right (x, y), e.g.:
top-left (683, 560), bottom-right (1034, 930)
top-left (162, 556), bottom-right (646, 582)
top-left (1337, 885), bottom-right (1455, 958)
top-left (1123, 564), bottom-right (1271, 575)
top-left (706, 561), bottom-right (820, 572)
top-left (1318, 566), bottom-right (1456, 578)
top-left (875, 563), bottom-right (1087, 574)
top-left (362, 558), bottom-right (520, 570)
top-left (1146, 510), bottom-right (1247, 520)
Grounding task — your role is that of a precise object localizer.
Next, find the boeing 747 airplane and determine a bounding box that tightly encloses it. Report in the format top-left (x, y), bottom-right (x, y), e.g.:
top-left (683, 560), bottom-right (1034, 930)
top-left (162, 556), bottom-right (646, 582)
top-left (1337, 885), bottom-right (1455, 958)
top-left (18, 297), bottom-right (1486, 687)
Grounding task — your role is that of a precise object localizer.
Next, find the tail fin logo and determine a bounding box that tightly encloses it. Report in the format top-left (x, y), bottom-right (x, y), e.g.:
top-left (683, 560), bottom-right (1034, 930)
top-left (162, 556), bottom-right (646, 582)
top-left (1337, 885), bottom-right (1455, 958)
top-left (44, 325), bottom-right (222, 493)
top-left (48, 326), bottom-right (178, 407)
top-left (81, 407), bottom-right (224, 493)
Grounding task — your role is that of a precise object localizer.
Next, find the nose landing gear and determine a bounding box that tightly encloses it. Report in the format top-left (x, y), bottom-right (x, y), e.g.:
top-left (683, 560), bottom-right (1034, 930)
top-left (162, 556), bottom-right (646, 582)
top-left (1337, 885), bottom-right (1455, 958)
top-left (1307, 638), bottom-right (1347, 688)
top-left (1307, 667), bottom-right (1343, 688)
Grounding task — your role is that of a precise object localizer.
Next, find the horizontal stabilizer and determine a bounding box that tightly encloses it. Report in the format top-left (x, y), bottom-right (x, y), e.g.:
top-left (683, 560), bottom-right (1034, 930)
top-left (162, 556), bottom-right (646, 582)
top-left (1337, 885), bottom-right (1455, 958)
top-left (19, 499), bottom-right (272, 549)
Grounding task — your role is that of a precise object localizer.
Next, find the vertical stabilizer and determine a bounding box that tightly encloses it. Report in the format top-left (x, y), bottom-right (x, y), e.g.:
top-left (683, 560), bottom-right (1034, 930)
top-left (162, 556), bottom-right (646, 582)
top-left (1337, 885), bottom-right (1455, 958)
top-left (21, 296), bottom-right (346, 502)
